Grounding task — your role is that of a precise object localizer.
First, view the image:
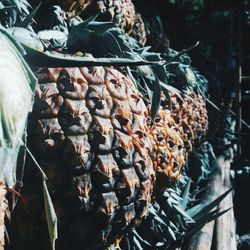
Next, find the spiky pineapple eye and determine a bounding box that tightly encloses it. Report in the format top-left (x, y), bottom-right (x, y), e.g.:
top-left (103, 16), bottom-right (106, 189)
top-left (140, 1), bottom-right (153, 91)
top-left (105, 77), bottom-right (127, 100)
top-left (115, 115), bottom-right (129, 127)
top-left (87, 85), bottom-right (113, 117)
top-left (168, 140), bottom-right (175, 148)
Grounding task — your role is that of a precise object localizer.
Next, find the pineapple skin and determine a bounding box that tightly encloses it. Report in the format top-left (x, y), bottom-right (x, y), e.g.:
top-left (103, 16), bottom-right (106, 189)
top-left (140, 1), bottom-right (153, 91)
top-left (11, 66), bottom-right (155, 249)
top-left (0, 180), bottom-right (8, 249)
top-left (149, 91), bottom-right (208, 190)
top-left (10, 67), bottom-right (208, 249)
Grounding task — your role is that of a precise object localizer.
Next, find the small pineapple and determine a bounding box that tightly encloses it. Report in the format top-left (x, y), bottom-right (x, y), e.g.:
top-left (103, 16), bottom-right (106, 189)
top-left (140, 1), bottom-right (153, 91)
top-left (149, 102), bottom-right (186, 190)
top-left (171, 91), bottom-right (208, 151)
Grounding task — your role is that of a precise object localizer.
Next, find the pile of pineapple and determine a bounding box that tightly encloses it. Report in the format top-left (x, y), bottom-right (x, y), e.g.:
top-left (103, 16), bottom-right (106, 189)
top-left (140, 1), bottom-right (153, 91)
top-left (0, 0), bottom-right (208, 249)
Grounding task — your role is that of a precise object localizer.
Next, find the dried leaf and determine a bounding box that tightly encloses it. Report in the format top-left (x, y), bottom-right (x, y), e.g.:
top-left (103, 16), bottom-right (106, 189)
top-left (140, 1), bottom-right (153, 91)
top-left (43, 180), bottom-right (58, 250)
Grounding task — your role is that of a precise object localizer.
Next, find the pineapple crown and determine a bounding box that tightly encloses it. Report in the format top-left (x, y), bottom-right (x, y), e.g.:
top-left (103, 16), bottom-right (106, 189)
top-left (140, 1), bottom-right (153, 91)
top-left (0, 0), bottom-right (31, 28)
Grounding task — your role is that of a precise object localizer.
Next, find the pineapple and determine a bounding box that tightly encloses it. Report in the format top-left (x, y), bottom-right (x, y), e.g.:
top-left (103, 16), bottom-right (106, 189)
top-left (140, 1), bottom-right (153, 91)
top-left (171, 91), bottom-right (208, 151)
top-left (11, 66), bottom-right (155, 249)
top-left (0, 181), bottom-right (8, 249)
top-left (10, 67), bottom-right (209, 249)
top-left (147, 91), bottom-right (208, 190)
top-left (0, 2), bottom-right (209, 249)
top-left (10, 66), bottom-right (208, 249)
top-left (132, 0), bottom-right (170, 52)
top-left (149, 101), bottom-right (186, 190)
top-left (30, 0), bottom-right (147, 46)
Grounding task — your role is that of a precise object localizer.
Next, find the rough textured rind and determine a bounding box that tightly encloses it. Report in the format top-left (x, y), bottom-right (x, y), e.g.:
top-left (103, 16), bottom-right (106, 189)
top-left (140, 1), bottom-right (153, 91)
top-left (12, 66), bottom-right (155, 249)
top-left (0, 180), bottom-right (8, 250)
top-left (11, 67), bottom-right (209, 249)
top-left (148, 91), bottom-right (208, 189)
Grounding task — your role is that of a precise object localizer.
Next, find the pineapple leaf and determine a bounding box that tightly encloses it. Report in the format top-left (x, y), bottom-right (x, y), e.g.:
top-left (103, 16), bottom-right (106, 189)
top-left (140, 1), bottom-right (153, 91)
top-left (181, 178), bottom-right (192, 209)
top-left (22, 43), bottom-right (162, 67)
top-left (187, 188), bottom-right (232, 219)
top-left (164, 41), bottom-right (199, 65)
top-left (11, 0), bottom-right (22, 13)
top-left (160, 81), bottom-right (183, 101)
top-left (205, 96), bottom-right (222, 112)
top-left (145, 79), bottom-right (153, 102)
top-left (18, 1), bottom-right (41, 28)
top-left (26, 146), bottom-right (57, 250)
top-left (182, 207), bottom-right (231, 239)
top-left (8, 27), bottom-right (44, 51)
top-left (133, 236), bottom-right (143, 250)
top-left (42, 180), bottom-right (58, 250)
top-left (101, 30), bottom-right (122, 57)
top-left (151, 78), bottom-right (162, 120)
top-left (88, 21), bottom-right (116, 35)
top-left (0, 27), bottom-right (36, 150)
top-left (132, 230), bottom-right (152, 247)
top-left (173, 205), bottom-right (194, 222)
top-left (79, 15), bottom-right (98, 26)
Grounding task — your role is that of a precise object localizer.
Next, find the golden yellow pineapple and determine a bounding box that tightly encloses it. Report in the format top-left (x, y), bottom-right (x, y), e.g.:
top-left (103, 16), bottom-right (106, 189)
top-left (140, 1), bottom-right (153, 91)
top-left (148, 94), bottom-right (185, 190)
top-left (145, 90), bottom-right (208, 191)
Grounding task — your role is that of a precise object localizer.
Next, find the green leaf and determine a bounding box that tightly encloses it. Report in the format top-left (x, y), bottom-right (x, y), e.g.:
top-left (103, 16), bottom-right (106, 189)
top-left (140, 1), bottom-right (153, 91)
top-left (160, 81), bottom-right (183, 101)
top-left (0, 27), bottom-right (36, 149)
top-left (193, 208), bottom-right (222, 224)
top-left (78, 15), bottom-right (98, 27)
top-left (149, 207), bottom-right (168, 227)
top-left (11, 0), bottom-right (22, 13)
top-left (166, 225), bottom-right (176, 241)
top-left (22, 43), bottom-right (162, 67)
top-left (8, 27), bottom-right (44, 51)
top-left (26, 146), bottom-right (57, 250)
top-left (173, 205), bottom-right (194, 222)
top-left (18, 1), bottom-right (41, 28)
top-left (101, 30), bottom-right (122, 57)
top-left (88, 21), bottom-right (116, 35)
top-left (150, 78), bottom-right (162, 120)
top-left (164, 41), bottom-right (199, 65)
top-left (167, 197), bottom-right (181, 207)
top-left (132, 230), bottom-right (152, 247)
top-left (0, 148), bottom-right (19, 188)
top-left (133, 236), bottom-right (143, 250)
top-left (181, 178), bottom-right (191, 209)
top-left (182, 208), bottom-right (231, 239)
top-left (43, 179), bottom-right (58, 250)
top-left (187, 188), bottom-right (232, 219)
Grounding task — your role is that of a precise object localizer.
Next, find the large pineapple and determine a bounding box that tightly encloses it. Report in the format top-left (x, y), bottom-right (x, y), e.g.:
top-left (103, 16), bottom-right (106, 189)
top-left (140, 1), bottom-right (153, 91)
top-left (11, 66), bottom-right (155, 249)
top-left (11, 68), bottom-right (208, 250)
